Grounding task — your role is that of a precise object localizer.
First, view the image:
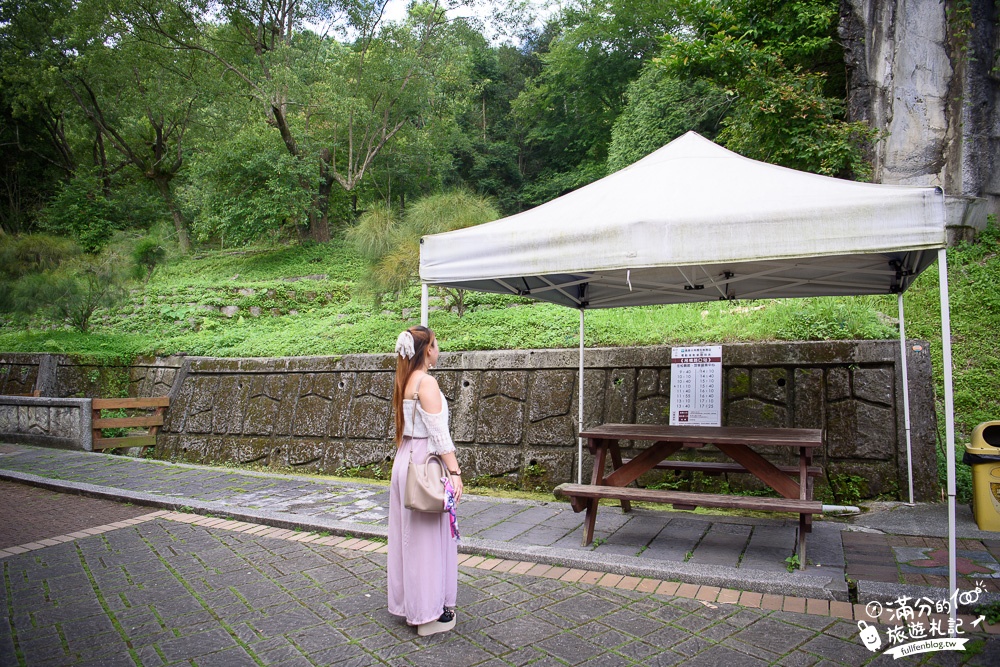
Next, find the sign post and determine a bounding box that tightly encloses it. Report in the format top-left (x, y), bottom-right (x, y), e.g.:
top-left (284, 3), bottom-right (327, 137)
top-left (669, 345), bottom-right (723, 427)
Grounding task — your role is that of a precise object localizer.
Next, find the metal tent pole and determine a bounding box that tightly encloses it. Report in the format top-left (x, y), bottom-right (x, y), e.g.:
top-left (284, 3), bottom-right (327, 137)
top-left (421, 284), bottom-right (429, 327)
top-left (898, 293), bottom-right (915, 505)
top-left (938, 248), bottom-right (958, 635)
top-left (578, 309), bottom-right (585, 485)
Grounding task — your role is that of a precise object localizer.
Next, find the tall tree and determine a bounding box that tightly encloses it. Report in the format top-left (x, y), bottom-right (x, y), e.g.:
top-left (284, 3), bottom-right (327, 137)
top-left (122, 0), bottom-right (459, 241)
top-left (1, 0), bottom-right (212, 250)
top-left (658, 0), bottom-right (874, 178)
top-left (512, 0), bottom-right (679, 205)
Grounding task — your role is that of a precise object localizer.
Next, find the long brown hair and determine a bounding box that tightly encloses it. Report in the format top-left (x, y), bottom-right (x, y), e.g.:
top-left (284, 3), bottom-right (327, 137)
top-left (393, 326), bottom-right (435, 446)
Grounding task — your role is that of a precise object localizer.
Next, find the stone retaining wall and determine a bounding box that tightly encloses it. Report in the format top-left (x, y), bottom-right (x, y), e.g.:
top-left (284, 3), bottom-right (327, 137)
top-left (154, 341), bottom-right (937, 501)
top-left (0, 396), bottom-right (92, 450)
top-left (0, 341), bottom-right (939, 500)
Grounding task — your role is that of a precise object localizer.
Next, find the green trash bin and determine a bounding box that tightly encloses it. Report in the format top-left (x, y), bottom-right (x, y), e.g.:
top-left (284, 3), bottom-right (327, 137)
top-left (964, 421), bottom-right (1000, 531)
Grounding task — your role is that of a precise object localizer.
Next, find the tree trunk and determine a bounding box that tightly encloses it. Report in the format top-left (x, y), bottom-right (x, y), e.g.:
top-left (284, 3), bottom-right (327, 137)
top-left (309, 175), bottom-right (333, 242)
top-left (153, 176), bottom-right (191, 253)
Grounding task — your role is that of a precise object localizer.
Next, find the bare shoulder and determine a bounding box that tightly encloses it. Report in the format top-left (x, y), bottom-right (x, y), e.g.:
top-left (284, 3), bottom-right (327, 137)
top-left (416, 374), bottom-right (443, 413)
top-left (418, 373), bottom-right (440, 391)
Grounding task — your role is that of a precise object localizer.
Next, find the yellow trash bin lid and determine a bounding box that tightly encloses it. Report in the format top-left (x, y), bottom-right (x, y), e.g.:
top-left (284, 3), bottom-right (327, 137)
top-left (969, 420), bottom-right (1000, 454)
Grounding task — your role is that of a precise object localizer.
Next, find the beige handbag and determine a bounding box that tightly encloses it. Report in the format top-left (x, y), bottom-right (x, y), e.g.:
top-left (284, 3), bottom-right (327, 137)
top-left (403, 377), bottom-right (449, 513)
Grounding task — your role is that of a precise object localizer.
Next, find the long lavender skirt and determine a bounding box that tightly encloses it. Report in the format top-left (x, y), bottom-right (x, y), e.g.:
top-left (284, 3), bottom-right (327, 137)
top-left (387, 437), bottom-right (458, 626)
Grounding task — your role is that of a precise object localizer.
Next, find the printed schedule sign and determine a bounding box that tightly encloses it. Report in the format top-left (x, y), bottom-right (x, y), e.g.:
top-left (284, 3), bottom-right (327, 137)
top-left (669, 345), bottom-right (722, 426)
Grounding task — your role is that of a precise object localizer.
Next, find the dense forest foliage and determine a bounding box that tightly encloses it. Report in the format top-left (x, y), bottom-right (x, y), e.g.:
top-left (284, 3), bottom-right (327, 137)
top-left (1, 0), bottom-right (866, 253)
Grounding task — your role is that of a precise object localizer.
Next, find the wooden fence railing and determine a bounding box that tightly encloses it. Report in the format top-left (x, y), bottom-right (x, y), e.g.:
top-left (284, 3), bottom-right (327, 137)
top-left (91, 397), bottom-right (170, 451)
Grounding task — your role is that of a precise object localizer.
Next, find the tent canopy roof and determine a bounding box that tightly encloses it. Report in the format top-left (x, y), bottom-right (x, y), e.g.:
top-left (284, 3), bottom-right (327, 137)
top-left (419, 132), bottom-right (948, 309)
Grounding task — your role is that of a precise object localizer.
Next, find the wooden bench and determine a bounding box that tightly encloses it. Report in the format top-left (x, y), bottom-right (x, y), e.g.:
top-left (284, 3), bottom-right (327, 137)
top-left (91, 397), bottom-right (170, 451)
top-left (554, 483), bottom-right (823, 568)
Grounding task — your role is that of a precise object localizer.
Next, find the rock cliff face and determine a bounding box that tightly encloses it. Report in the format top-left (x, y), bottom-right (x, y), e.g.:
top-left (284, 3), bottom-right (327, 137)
top-left (840, 0), bottom-right (999, 216)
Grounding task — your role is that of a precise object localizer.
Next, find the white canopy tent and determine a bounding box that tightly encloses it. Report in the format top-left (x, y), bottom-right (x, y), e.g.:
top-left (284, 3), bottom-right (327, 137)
top-left (418, 132), bottom-right (960, 623)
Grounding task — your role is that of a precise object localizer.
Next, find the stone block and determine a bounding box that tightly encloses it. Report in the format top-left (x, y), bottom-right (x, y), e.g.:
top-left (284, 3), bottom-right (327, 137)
top-left (473, 444), bottom-right (522, 477)
top-left (175, 375), bottom-right (219, 434)
top-left (580, 369), bottom-right (607, 430)
top-left (603, 368), bottom-right (635, 424)
top-left (0, 405), bottom-right (15, 433)
top-left (852, 367), bottom-right (893, 405)
top-left (526, 413), bottom-right (575, 445)
top-left (346, 373), bottom-right (392, 439)
top-left (326, 373), bottom-right (355, 438)
top-left (271, 374), bottom-right (303, 436)
top-left (49, 407), bottom-right (80, 439)
top-left (636, 395), bottom-right (670, 425)
top-left (726, 398), bottom-right (788, 428)
top-left (826, 368), bottom-right (851, 401)
top-left (528, 370), bottom-right (575, 422)
top-left (526, 370), bottom-right (575, 445)
top-left (338, 439), bottom-right (394, 470)
top-left (522, 448), bottom-right (575, 490)
top-left (827, 400), bottom-right (895, 460)
top-left (751, 368), bottom-right (789, 403)
top-left (435, 371), bottom-right (458, 398)
top-left (19, 405), bottom-right (48, 434)
top-left (212, 376), bottom-right (248, 435)
top-left (477, 395), bottom-right (524, 444)
top-left (293, 392), bottom-right (333, 438)
top-left (285, 439), bottom-right (328, 470)
top-left (153, 367), bottom-right (178, 394)
top-left (346, 394), bottom-right (391, 439)
top-left (793, 368), bottom-right (824, 429)
top-left (449, 371), bottom-right (478, 443)
top-left (636, 369), bottom-right (659, 399)
top-left (217, 436), bottom-right (273, 465)
top-left (503, 371), bottom-right (528, 400)
top-left (159, 434), bottom-right (214, 463)
top-left (241, 375), bottom-right (284, 436)
top-left (727, 368), bottom-right (750, 399)
top-left (825, 461), bottom-right (900, 501)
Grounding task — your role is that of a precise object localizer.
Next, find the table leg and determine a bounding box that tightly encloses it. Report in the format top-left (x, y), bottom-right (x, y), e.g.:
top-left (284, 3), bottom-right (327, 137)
top-left (581, 440), bottom-right (609, 546)
top-left (799, 447), bottom-right (808, 500)
top-left (583, 498), bottom-right (599, 546)
top-left (608, 440), bottom-right (632, 513)
top-left (798, 514), bottom-right (807, 570)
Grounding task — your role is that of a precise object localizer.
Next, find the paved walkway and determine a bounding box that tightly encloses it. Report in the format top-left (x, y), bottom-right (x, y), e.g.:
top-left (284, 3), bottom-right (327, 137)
top-left (2, 444), bottom-right (1000, 665)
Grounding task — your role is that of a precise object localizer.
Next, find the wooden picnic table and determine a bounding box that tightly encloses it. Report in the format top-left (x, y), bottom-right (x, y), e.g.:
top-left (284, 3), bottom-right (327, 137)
top-left (554, 424), bottom-right (824, 569)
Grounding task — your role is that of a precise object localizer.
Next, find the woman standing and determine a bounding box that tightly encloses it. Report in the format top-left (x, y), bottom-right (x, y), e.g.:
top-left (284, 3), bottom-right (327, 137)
top-left (387, 326), bottom-right (464, 636)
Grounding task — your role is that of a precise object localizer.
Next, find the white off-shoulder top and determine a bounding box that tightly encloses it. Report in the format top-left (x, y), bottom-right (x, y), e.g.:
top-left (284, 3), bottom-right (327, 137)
top-left (402, 391), bottom-right (456, 454)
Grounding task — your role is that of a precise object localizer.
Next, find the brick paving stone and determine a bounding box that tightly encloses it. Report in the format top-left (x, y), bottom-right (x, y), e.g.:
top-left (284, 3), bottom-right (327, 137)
top-left (656, 581), bottom-right (680, 596)
top-left (761, 594), bottom-right (784, 611)
top-left (805, 599), bottom-right (828, 616)
top-left (783, 597), bottom-right (806, 614)
top-left (696, 586), bottom-right (720, 602)
top-left (829, 601), bottom-right (853, 620)
top-left (675, 583), bottom-right (699, 598)
top-left (0, 480), bottom-right (150, 549)
top-left (717, 589), bottom-right (742, 605)
top-left (598, 573), bottom-right (624, 587)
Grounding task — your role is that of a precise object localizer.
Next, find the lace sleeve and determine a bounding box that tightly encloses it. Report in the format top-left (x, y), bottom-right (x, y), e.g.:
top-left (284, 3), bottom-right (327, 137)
top-left (416, 401), bottom-right (456, 454)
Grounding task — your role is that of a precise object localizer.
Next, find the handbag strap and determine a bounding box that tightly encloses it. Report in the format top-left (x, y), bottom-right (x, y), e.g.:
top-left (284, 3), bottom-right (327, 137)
top-left (406, 374), bottom-right (426, 463)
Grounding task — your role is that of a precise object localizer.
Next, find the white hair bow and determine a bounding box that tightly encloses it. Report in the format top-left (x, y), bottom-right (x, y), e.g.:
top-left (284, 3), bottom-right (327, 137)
top-left (395, 331), bottom-right (415, 359)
